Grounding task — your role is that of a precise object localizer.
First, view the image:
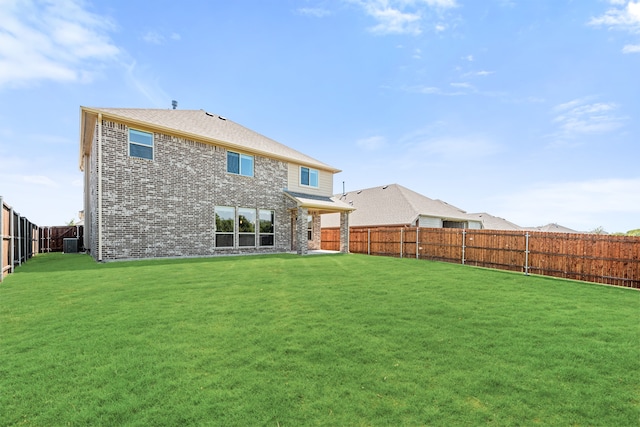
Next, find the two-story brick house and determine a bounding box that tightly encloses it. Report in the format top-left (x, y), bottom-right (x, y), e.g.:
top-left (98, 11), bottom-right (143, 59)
top-left (79, 107), bottom-right (352, 261)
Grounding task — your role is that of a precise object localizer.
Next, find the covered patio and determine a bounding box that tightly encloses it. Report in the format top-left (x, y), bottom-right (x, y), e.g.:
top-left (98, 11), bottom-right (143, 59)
top-left (284, 191), bottom-right (354, 255)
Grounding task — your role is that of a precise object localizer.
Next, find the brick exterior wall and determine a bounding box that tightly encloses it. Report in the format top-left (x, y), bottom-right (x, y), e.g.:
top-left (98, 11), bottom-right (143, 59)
top-left (88, 119), bottom-right (298, 260)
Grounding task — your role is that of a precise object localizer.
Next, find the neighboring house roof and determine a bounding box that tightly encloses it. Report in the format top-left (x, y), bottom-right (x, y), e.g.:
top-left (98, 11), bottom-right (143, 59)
top-left (79, 107), bottom-right (339, 172)
top-left (322, 184), bottom-right (480, 228)
top-left (466, 213), bottom-right (523, 231)
top-left (524, 223), bottom-right (580, 233)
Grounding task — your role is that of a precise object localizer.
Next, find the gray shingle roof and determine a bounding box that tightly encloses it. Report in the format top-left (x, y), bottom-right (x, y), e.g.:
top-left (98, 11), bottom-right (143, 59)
top-left (523, 223), bottom-right (580, 233)
top-left (81, 107), bottom-right (339, 172)
top-left (322, 184), bottom-right (480, 227)
top-left (466, 213), bottom-right (523, 231)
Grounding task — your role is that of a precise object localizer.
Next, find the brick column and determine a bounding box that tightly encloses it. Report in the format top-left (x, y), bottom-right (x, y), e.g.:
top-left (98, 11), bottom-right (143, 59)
top-left (297, 206), bottom-right (308, 255)
top-left (309, 213), bottom-right (321, 250)
top-left (340, 211), bottom-right (350, 253)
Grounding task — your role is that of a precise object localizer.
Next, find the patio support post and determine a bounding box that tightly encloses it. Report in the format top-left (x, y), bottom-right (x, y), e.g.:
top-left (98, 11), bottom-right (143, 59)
top-left (339, 211), bottom-right (349, 253)
top-left (296, 206), bottom-right (308, 255)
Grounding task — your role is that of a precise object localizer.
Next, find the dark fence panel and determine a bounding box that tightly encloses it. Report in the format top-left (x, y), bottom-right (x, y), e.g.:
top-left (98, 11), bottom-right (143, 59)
top-left (39, 226), bottom-right (84, 253)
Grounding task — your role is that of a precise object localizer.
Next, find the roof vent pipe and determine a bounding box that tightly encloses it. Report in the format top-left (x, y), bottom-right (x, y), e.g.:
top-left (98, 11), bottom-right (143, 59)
top-left (171, 100), bottom-right (178, 110)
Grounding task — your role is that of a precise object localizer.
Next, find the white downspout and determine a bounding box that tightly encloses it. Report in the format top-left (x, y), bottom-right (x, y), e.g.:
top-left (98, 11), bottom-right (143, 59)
top-left (97, 113), bottom-right (103, 261)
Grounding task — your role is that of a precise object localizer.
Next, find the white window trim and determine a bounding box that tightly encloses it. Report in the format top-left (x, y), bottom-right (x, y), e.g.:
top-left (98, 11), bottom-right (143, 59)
top-left (259, 209), bottom-right (275, 247)
top-left (215, 206), bottom-right (236, 248)
top-left (300, 166), bottom-right (319, 188)
top-left (238, 207), bottom-right (257, 248)
top-left (128, 128), bottom-right (154, 160)
top-left (227, 151), bottom-right (254, 177)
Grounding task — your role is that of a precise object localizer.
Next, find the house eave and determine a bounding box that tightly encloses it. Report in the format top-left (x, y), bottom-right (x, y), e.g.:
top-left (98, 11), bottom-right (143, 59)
top-left (79, 106), bottom-right (341, 173)
top-left (284, 191), bottom-right (355, 214)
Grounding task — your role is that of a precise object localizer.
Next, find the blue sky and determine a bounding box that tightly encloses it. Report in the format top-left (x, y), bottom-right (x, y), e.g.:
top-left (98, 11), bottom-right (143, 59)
top-left (0, 0), bottom-right (638, 233)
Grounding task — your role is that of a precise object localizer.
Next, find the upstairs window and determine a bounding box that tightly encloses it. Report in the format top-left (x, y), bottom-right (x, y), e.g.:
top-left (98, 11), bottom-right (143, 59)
top-left (227, 151), bottom-right (254, 177)
top-left (300, 167), bottom-right (318, 188)
top-left (129, 129), bottom-right (154, 160)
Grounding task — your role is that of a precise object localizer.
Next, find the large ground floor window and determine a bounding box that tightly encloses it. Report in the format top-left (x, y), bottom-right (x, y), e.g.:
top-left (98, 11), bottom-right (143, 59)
top-left (215, 206), bottom-right (235, 248)
top-left (259, 210), bottom-right (275, 246)
top-left (215, 206), bottom-right (275, 248)
top-left (238, 208), bottom-right (256, 247)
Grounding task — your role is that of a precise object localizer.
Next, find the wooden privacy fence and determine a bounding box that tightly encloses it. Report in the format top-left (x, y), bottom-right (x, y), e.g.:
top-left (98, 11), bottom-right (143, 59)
top-left (1, 197), bottom-right (39, 282)
top-left (39, 226), bottom-right (84, 253)
top-left (322, 226), bottom-right (640, 288)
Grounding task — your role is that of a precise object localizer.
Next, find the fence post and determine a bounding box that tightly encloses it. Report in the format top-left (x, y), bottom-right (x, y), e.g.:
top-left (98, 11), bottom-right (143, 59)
top-left (400, 228), bottom-right (404, 258)
top-left (18, 216), bottom-right (22, 266)
top-left (524, 232), bottom-right (530, 276)
top-left (416, 227), bottom-right (419, 259)
top-left (461, 229), bottom-right (466, 265)
top-left (9, 207), bottom-right (14, 274)
top-left (367, 229), bottom-right (371, 255)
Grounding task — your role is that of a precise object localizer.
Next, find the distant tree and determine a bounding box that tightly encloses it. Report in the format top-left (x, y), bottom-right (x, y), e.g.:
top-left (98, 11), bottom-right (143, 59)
top-left (627, 229), bottom-right (640, 236)
top-left (590, 226), bottom-right (606, 235)
top-left (66, 219), bottom-right (76, 226)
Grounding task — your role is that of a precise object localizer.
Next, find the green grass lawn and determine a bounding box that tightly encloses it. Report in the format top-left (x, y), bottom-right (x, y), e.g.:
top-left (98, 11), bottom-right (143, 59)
top-left (1, 253), bottom-right (638, 426)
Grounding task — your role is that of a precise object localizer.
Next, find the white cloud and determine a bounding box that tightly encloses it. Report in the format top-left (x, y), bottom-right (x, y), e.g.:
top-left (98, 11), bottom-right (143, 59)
top-left (622, 43), bottom-right (640, 52)
top-left (22, 175), bottom-right (58, 188)
top-left (462, 70), bottom-right (495, 78)
top-left (403, 82), bottom-right (504, 97)
top-left (124, 61), bottom-right (171, 108)
top-left (495, 178), bottom-right (640, 232)
top-left (589, 1), bottom-right (640, 52)
top-left (348, 0), bottom-right (458, 35)
top-left (416, 136), bottom-right (501, 158)
top-left (369, 7), bottom-right (422, 35)
top-left (589, 1), bottom-right (640, 30)
top-left (142, 30), bottom-right (182, 44)
top-left (0, 0), bottom-right (119, 88)
top-left (142, 31), bottom-right (164, 44)
top-left (551, 97), bottom-right (626, 139)
top-left (356, 135), bottom-right (387, 150)
top-left (404, 84), bottom-right (465, 95)
top-left (397, 128), bottom-right (501, 159)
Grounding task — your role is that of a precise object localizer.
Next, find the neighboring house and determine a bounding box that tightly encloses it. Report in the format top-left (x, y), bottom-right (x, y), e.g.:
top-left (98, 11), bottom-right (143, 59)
top-left (524, 223), bottom-right (580, 233)
top-left (321, 184), bottom-right (484, 229)
top-left (465, 213), bottom-right (522, 231)
top-left (79, 107), bottom-right (353, 261)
